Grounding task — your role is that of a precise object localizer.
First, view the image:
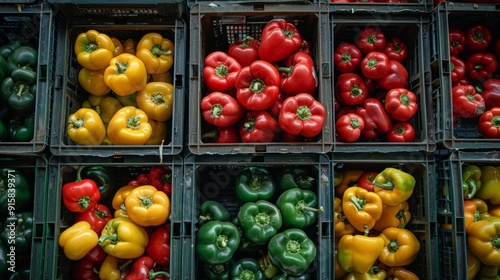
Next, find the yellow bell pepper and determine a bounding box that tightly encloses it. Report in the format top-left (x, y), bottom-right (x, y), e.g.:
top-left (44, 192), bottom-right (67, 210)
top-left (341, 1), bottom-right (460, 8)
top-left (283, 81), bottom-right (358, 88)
top-left (74, 30), bottom-right (115, 70)
top-left (99, 255), bottom-right (130, 280)
top-left (378, 227), bottom-right (420, 267)
top-left (82, 94), bottom-right (123, 124)
top-left (337, 233), bottom-right (385, 274)
top-left (150, 71), bottom-right (172, 84)
top-left (107, 106), bottom-right (152, 145)
top-left (136, 82), bottom-right (174, 122)
top-left (343, 266), bottom-right (387, 280)
top-left (114, 208), bottom-right (129, 218)
top-left (98, 217), bottom-right (149, 259)
top-left (124, 185), bottom-right (170, 227)
top-left (342, 186), bottom-right (383, 234)
top-left (103, 53), bottom-right (148, 96)
top-left (110, 37), bottom-right (123, 57)
top-left (78, 68), bottom-right (111, 96)
top-left (373, 201), bottom-right (411, 232)
top-left (145, 119), bottom-right (168, 145)
top-left (123, 38), bottom-right (136, 54)
top-left (334, 197), bottom-right (355, 238)
top-left (467, 250), bottom-right (481, 280)
top-left (136, 32), bottom-right (174, 74)
top-left (467, 216), bottom-right (500, 266)
top-left (67, 108), bottom-right (106, 145)
top-left (112, 185), bottom-right (137, 210)
top-left (336, 169), bottom-right (364, 196)
top-left (58, 221), bottom-right (98, 260)
top-left (334, 250), bottom-right (347, 280)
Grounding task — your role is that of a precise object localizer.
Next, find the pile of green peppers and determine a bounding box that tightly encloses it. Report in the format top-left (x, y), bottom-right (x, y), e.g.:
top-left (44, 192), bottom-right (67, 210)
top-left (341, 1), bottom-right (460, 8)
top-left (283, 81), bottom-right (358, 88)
top-left (0, 40), bottom-right (38, 142)
top-left (196, 166), bottom-right (322, 280)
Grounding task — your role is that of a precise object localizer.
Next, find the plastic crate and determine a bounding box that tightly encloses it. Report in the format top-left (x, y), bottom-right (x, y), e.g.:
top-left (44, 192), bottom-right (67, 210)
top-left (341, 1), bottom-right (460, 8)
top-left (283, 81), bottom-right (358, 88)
top-left (430, 2), bottom-right (500, 150)
top-left (43, 155), bottom-right (183, 279)
top-left (0, 4), bottom-right (54, 154)
top-left (331, 152), bottom-right (438, 279)
top-left (188, 3), bottom-right (334, 155)
top-left (182, 153), bottom-right (333, 279)
top-left (49, 15), bottom-right (186, 157)
top-left (187, 0), bottom-right (312, 8)
top-left (0, 156), bottom-right (49, 279)
top-left (328, 0), bottom-right (432, 14)
top-left (331, 14), bottom-right (435, 153)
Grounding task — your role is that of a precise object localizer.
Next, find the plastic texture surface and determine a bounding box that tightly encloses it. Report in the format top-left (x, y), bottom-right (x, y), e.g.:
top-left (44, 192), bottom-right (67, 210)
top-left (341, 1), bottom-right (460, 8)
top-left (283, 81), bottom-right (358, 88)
top-left (329, 0), bottom-right (432, 14)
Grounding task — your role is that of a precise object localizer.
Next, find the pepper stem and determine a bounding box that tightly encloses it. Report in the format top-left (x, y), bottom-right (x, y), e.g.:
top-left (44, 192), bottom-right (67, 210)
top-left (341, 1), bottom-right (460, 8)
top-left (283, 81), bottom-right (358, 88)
top-left (69, 118), bottom-right (85, 129)
top-left (399, 93), bottom-right (410, 106)
top-left (249, 176), bottom-right (262, 191)
top-left (286, 239), bottom-right (301, 254)
top-left (115, 61), bottom-right (128, 74)
top-left (297, 200), bottom-right (324, 214)
top-left (341, 52), bottom-right (352, 63)
top-left (94, 208), bottom-right (109, 220)
top-left (240, 270), bottom-right (255, 280)
top-left (249, 78), bottom-right (265, 93)
top-left (98, 233), bottom-right (119, 244)
top-left (367, 58), bottom-right (378, 69)
top-left (276, 65), bottom-right (293, 77)
top-left (396, 210), bottom-right (407, 228)
top-left (151, 92), bottom-right (165, 105)
top-left (15, 82), bottom-right (27, 96)
top-left (149, 270), bottom-right (170, 279)
top-left (151, 44), bottom-right (172, 57)
top-left (491, 115), bottom-right (500, 128)
top-left (198, 214), bottom-right (213, 221)
top-left (255, 212), bottom-right (270, 227)
top-left (492, 235), bottom-right (500, 250)
top-left (78, 196), bottom-right (92, 210)
top-left (388, 239), bottom-right (400, 253)
top-left (75, 166), bottom-right (85, 181)
top-left (350, 85), bottom-right (363, 97)
top-left (215, 64), bottom-right (229, 79)
top-left (86, 42), bottom-right (98, 53)
top-left (296, 105), bottom-right (312, 121)
top-left (350, 196), bottom-right (366, 211)
top-left (216, 234), bottom-right (228, 249)
top-left (373, 178), bottom-right (394, 190)
top-left (465, 179), bottom-right (477, 199)
top-left (350, 116), bottom-right (362, 129)
top-left (139, 196), bottom-right (153, 208)
top-left (211, 104), bottom-right (223, 119)
top-left (126, 115), bottom-right (142, 130)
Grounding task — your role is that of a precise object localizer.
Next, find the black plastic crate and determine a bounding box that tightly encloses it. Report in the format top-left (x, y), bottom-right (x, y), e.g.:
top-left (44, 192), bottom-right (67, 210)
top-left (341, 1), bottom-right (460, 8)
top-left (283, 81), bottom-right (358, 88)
top-left (328, 0), bottom-right (432, 14)
top-left (44, 155), bottom-right (183, 279)
top-left (331, 14), bottom-right (435, 153)
top-left (331, 152), bottom-right (438, 279)
top-left (188, 3), bottom-right (334, 155)
top-left (182, 153), bottom-right (333, 279)
top-left (49, 15), bottom-right (186, 156)
top-left (0, 4), bottom-right (54, 154)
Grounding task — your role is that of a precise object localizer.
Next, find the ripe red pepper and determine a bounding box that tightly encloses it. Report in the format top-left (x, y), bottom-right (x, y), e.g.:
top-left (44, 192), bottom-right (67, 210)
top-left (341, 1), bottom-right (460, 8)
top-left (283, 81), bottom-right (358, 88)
top-left (453, 76), bottom-right (470, 87)
top-left (235, 60), bottom-right (280, 110)
top-left (465, 52), bottom-right (498, 81)
top-left (383, 37), bottom-right (408, 62)
top-left (364, 98), bottom-right (392, 134)
top-left (384, 88), bottom-right (418, 121)
top-left (239, 110), bottom-right (280, 142)
top-left (258, 19), bottom-right (302, 63)
top-left (85, 244), bottom-right (107, 263)
top-left (361, 51), bottom-right (390, 80)
top-left (357, 171), bottom-right (378, 192)
top-left (465, 24), bottom-right (492, 51)
top-left (356, 107), bottom-right (378, 140)
top-left (72, 259), bottom-right (100, 280)
top-left (336, 106), bottom-right (358, 121)
top-left (74, 203), bottom-right (112, 233)
top-left (334, 42), bottom-right (362, 73)
top-left (478, 107), bottom-right (500, 138)
top-left (452, 85), bottom-right (486, 118)
top-left (363, 76), bottom-right (377, 96)
top-left (123, 256), bottom-right (170, 280)
top-left (267, 91), bottom-right (286, 120)
top-left (336, 112), bottom-right (365, 143)
top-left (149, 166), bottom-right (172, 197)
top-left (450, 55), bottom-right (466, 84)
top-left (449, 27), bottom-right (466, 56)
top-left (300, 39), bottom-right (312, 55)
top-left (356, 27), bottom-right (386, 54)
top-left (202, 125), bottom-right (240, 143)
top-left (386, 121), bottom-right (416, 142)
top-left (201, 91), bottom-right (245, 127)
top-left (228, 36), bottom-right (260, 67)
top-left (279, 93), bottom-right (326, 138)
top-left (481, 78), bottom-right (500, 109)
top-left (277, 52), bottom-right (317, 96)
top-left (146, 224), bottom-right (171, 266)
top-left (62, 167), bottom-right (101, 213)
top-left (335, 73), bottom-right (368, 106)
top-left (203, 51), bottom-right (242, 93)
top-left (128, 173), bottom-right (151, 186)
top-left (377, 60), bottom-right (409, 90)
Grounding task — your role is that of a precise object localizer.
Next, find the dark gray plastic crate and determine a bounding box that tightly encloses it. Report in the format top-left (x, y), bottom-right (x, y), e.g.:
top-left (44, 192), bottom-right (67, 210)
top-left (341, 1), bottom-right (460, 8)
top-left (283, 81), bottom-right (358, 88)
top-left (329, 0), bottom-right (433, 14)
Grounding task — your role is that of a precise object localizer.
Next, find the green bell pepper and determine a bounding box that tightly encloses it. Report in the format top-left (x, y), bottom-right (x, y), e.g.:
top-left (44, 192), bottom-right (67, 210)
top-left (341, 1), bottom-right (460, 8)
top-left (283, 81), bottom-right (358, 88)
top-left (476, 166), bottom-right (500, 205)
top-left (1, 212), bottom-right (33, 256)
top-left (0, 68), bottom-right (37, 113)
top-left (229, 258), bottom-right (266, 280)
top-left (276, 188), bottom-right (323, 229)
top-left (203, 260), bottom-right (234, 280)
top-left (0, 240), bottom-right (7, 275)
top-left (268, 228), bottom-right (316, 276)
top-left (8, 113), bottom-right (34, 142)
top-left (0, 119), bottom-right (7, 141)
top-left (79, 166), bottom-right (116, 200)
top-left (237, 200), bottom-right (282, 245)
top-left (0, 40), bottom-right (22, 60)
top-left (232, 218), bottom-right (261, 253)
top-left (196, 221), bottom-right (241, 265)
top-left (0, 55), bottom-right (6, 82)
top-left (462, 164), bottom-right (482, 199)
top-left (278, 166), bottom-right (316, 191)
top-left (199, 201), bottom-right (231, 225)
top-left (6, 46), bottom-right (37, 75)
top-left (272, 273), bottom-right (312, 280)
top-left (235, 167), bottom-right (276, 203)
top-left (8, 269), bottom-right (30, 280)
top-left (0, 168), bottom-right (32, 214)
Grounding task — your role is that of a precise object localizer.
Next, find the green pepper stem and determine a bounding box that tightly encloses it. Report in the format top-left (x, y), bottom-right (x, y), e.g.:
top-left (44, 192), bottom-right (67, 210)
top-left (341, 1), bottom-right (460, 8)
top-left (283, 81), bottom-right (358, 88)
top-left (474, 210), bottom-right (481, 222)
top-left (255, 212), bottom-right (270, 227)
top-left (120, 259), bottom-right (133, 271)
top-left (94, 208), bottom-right (109, 220)
top-left (126, 115), bottom-right (142, 130)
top-left (15, 83), bottom-right (26, 96)
top-left (215, 64), bottom-right (229, 79)
top-left (216, 234), bottom-right (228, 249)
top-left (363, 225), bottom-right (369, 236)
top-left (465, 179), bottom-right (477, 199)
top-left (296, 105), bottom-right (312, 121)
top-left (396, 210), bottom-right (407, 228)
top-left (115, 62), bottom-right (128, 74)
top-left (151, 44), bottom-right (172, 57)
top-left (139, 196), bottom-right (153, 209)
top-left (286, 239), bottom-right (301, 254)
top-left (240, 270), bottom-right (255, 280)
top-left (98, 233), bottom-right (118, 244)
top-left (75, 166), bottom-right (85, 182)
top-left (341, 52), bottom-right (352, 63)
top-left (350, 85), bottom-right (363, 97)
top-left (297, 200), bottom-right (324, 214)
top-left (276, 65), bottom-right (293, 76)
top-left (69, 118), bottom-right (85, 129)
top-left (78, 196), bottom-right (92, 210)
top-left (198, 214), bottom-right (213, 221)
top-left (373, 179), bottom-right (394, 190)
top-left (350, 196), bottom-right (366, 211)
top-left (387, 239), bottom-right (400, 253)
top-left (249, 78), bottom-right (265, 93)
top-left (149, 270), bottom-right (170, 279)
top-left (211, 104), bottom-right (223, 119)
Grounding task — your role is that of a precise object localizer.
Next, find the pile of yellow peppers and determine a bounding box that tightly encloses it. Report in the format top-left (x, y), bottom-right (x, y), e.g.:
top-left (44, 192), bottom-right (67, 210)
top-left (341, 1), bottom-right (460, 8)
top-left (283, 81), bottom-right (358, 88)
top-left (334, 167), bottom-right (421, 279)
top-left (68, 30), bottom-right (175, 145)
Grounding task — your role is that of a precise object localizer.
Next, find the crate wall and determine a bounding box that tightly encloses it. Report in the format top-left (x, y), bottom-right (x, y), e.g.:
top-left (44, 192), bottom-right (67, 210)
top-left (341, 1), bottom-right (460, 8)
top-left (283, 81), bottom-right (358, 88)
top-left (328, 0), bottom-right (432, 14)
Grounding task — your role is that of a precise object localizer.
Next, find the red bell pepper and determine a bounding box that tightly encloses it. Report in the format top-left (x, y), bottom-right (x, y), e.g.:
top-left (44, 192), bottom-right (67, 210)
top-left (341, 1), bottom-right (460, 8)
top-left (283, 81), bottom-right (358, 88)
top-left (258, 19), bottom-right (302, 63)
top-left (336, 112), bottom-right (365, 142)
top-left (383, 37), bottom-right (408, 62)
top-left (361, 51), bottom-right (390, 80)
top-left (239, 110), bottom-right (280, 142)
top-left (356, 27), bottom-right (386, 54)
top-left (450, 55), bottom-right (466, 84)
top-left (202, 125), bottom-right (240, 143)
top-left (334, 42), bottom-right (362, 73)
top-left (74, 203), bottom-right (112, 233)
top-left (146, 224), bottom-right (171, 266)
top-left (453, 76), bottom-right (470, 87)
top-left (267, 91), bottom-right (286, 120)
top-left (465, 52), bottom-right (498, 81)
top-left (386, 121), bottom-right (416, 142)
top-left (377, 60), bottom-right (409, 90)
top-left (336, 106), bottom-right (358, 122)
top-left (279, 93), bottom-right (326, 138)
top-left (203, 51), bottom-right (242, 93)
top-left (452, 85), bottom-right (486, 118)
top-left (481, 79), bottom-right (500, 109)
top-left (356, 107), bottom-right (378, 140)
top-left (364, 98), bottom-right (392, 134)
top-left (123, 256), bottom-right (170, 280)
top-left (478, 107), bottom-right (500, 138)
top-left (235, 60), bottom-right (280, 110)
top-left (201, 91), bottom-right (245, 127)
top-left (277, 52), bottom-right (317, 96)
top-left (335, 73), bottom-right (368, 106)
top-left (357, 171), bottom-right (378, 192)
top-left (62, 167), bottom-right (101, 213)
top-left (149, 166), bottom-right (172, 197)
top-left (384, 88), bottom-right (418, 121)
top-left (449, 27), bottom-right (466, 56)
top-left (300, 39), bottom-right (312, 55)
top-left (128, 173), bottom-right (151, 187)
top-left (465, 24), bottom-right (492, 51)
top-left (72, 259), bottom-right (100, 280)
top-left (85, 244), bottom-right (107, 263)
top-left (228, 36), bottom-right (260, 67)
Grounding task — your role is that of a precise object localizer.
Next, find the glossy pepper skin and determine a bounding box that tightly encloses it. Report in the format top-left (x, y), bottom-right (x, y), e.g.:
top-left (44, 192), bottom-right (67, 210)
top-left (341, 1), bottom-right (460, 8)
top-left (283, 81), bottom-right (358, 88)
top-left (479, 108), bottom-right (500, 138)
top-left (74, 203), bottom-right (112, 234)
top-left (0, 168), bottom-right (31, 214)
top-left (202, 126), bottom-right (240, 143)
top-left (387, 267), bottom-right (419, 280)
top-left (343, 266), bottom-right (387, 280)
top-left (74, 30), bottom-right (115, 70)
top-left (196, 220), bottom-right (241, 265)
top-left (67, 108), bottom-right (106, 145)
top-left (467, 216), bottom-right (500, 266)
top-left (450, 55), bottom-right (466, 84)
top-left (98, 217), bottom-right (149, 259)
top-left (145, 119), bottom-right (168, 145)
top-left (465, 24), bottom-right (492, 51)
top-left (343, 186), bottom-right (383, 233)
top-left (279, 93), bottom-right (326, 138)
top-left (146, 223), bottom-right (171, 266)
top-left (462, 164), bottom-right (482, 199)
top-left (356, 27), bottom-right (386, 54)
top-left (383, 37), bottom-right (408, 62)
top-left (149, 166), bottom-right (172, 196)
top-left (103, 53), bottom-right (148, 96)
top-left (387, 121), bottom-right (416, 142)
top-left (236, 60), bottom-right (280, 111)
top-left (111, 185), bottom-right (136, 211)
top-left (123, 256), bottom-right (170, 280)
top-left (59, 221), bottom-right (99, 260)
top-left (364, 98), bottom-right (392, 134)
top-left (467, 250), bottom-right (481, 280)
top-left (199, 200), bottom-right (231, 224)
top-left (107, 106), bottom-right (152, 145)
top-left (277, 52), bottom-right (317, 96)
top-left (0, 40), bottom-right (21, 60)
top-left (0, 68), bottom-right (37, 113)
top-left (449, 28), bottom-right (466, 56)
top-left (79, 165), bottom-right (116, 199)
top-left (6, 45), bottom-right (37, 75)
top-left (239, 110), bottom-right (280, 143)
top-left (481, 78), bottom-right (500, 109)
top-left (337, 233), bottom-right (385, 274)
top-left (136, 32), bottom-right (174, 74)
top-left (465, 52), bottom-right (497, 81)
top-left (137, 82), bottom-right (174, 122)
top-left (236, 167), bottom-right (276, 203)
top-left (334, 42), bottom-right (362, 73)
top-left (201, 91), bottom-right (245, 127)
top-left (78, 68), bottom-right (111, 96)
top-left (476, 166), bottom-right (500, 204)
top-left (378, 227), bottom-right (420, 267)
top-left (335, 73), bottom-right (368, 106)
top-left (361, 51), bottom-right (390, 80)
top-left (373, 201), bottom-right (411, 232)
top-left (334, 197), bottom-right (355, 237)
top-left (258, 19), bottom-right (302, 63)
top-left (230, 258), bottom-right (265, 280)
top-left (336, 113), bottom-right (365, 143)
top-left (203, 260), bottom-right (233, 280)
top-left (278, 166), bottom-right (316, 191)
top-left (82, 95), bottom-right (123, 124)
top-left (377, 60), bottom-right (408, 90)
top-left (203, 51), bottom-right (242, 93)
top-left (237, 200), bottom-right (282, 245)
top-left (98, 255), bottom-right (127, 280)
top-left (452, 85), bottom-right (486, 118)
top-left (384, 88), bottom-right (418, 122)
top-left (336, 169), bottom-right (364, 196)
top-left (8, 113), bottom-right (35, 142)
top-left (1, 212), bottom-right (33, 255)
top-left (228, 36), bottom-right (260, 68)
top-left (125, 185), bottom-right (170, 227)
top-left (62, 167), bottom-right (100, 212)
top-left (277, 187), bottom-right (323, 229)
top-left (373, 168), bottom-right (415, 206)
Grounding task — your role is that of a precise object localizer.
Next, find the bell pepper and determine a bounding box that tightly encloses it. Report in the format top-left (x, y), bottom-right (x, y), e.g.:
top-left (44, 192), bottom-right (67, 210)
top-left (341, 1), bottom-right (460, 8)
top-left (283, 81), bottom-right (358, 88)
top-left (203, 260), bottom-right (233, 280)
top-left (268, 228), bottom-right (316, 276)
top-left (230, 258), bottom-right (265, 280)
top-left (59, 221), bottom-right (99, 260)
top-left (335, 73), bottom-right (368, 106)
top-left (384, 88), bottom-right (418, 122)
top-left (364, 98), bottom-right (392, 134)
top-left (279, 93), bottom-right (326, 138)
top-left (450, 55), bottom-right (466, 84)
top-left (334, 42), bottom-right (362, 73)
top-left (114, 91), bottom-right (138, 107)
top-left (6, 45), bottom-right (37, 75)
top-left (278, 166), bottom-right (316, 191)
top-left (377, 60), bottom-right (408, 90)
top-left (481, 78), bottom-right (500, 109)
top-left (228, 36), bottom-right (260, 68)
top-left (477, 265), bottom-right (500, 280)
top-left (145, 119), bottom-right (168, 145)
top-left (0, 40), bottom-right (21, 60)
top-left (201, 91), bottom-right (245, 127)
top-left (386, 121), bottom-right (416, 142)
top-left (0, 168), bottom-right (31, 214)
top-left (465, 24), bottom-right (492, 51)
top-left (136, 82), bottom-right (174, 122)
top-left (62, 166), bottom-right (101, 212)
top-left (235, 167), bottom-right (276, 203)
top-left (386, 267), bottom-right (419, 280)
top-left (335, 250), bottom-right (347, 280)
top-left (79, 165), bottom-right (116, 199)
top-left (342, 186), bottom-right (383, 233)
top-left (74, 203), bottom-right (112, 234)
top-left (124, 185), bottom-right (170, 227)
top-left (196, 220), bottom-right (241, 265)
top-left (336, 112), bottom-right (365, 143)
top-left (467, 216), bottom-right (500, 266)
top-left (356, 27), bottom-right (386, 54)
top-left (356, 171), bottom-right (378, 192)
top-left (464, 199), bottom-right (479, 231)
top-left (239, 110), bottom-right (280, 142)
top-left (258, 19), bottom-right (302, 63)
top-left (202, 125), bottom-right (240, 143)
top-left (1, 212), bottom-right (33, 255)
top-left (82, 95), bottom-right (123, 124)
top-left (74, 30), bottom-right (115, 70)
top-left (237, 200), bottom-right (282, 245)
top-left (103, 53), bottom-right (148, 96)
top-left (199, 200), bottom-right (231, 224)
top-left (99, 255), bottom-right (132, 280)
top-left (107, 106), bottom-right (152, 145)
top-left (462, 164), bottom-right (482, 199)
top-left (476, 166), bottom-right (500, 204)
top-left (111, 37), bottom-right (123, 57)
top-left (8, 113), bottom-right (35, 142)
top-left (78, 68), bottom-right (111, 96)
top-left (136, 32), bottom-right (174, 74)
top-left (123, 38), bottom-right (136, 55)
top-left (452, 85), bottom-right (486, 118)
top-left (479, 108), bottom-right (500, 138)
top-left (449, 27), bottom-right (465, 56)
top-left (343, 266), bottom-right (387, 280)
top-left (202, 51), bottom-right (242, 93)
top-left (98, 217), bottom-right (149, 259)
top-left (0, 68), bottom-right (36, 113)
top-left (149, 166), bottom-right (172, 196)
top-left (383, 37), bottom-right (408, 63)
top-left (373, 201), bottom-right (411, 232)
top-left (71, 259), bottom-right (100, 280)
top-left (111, 185), bottom-right (136, 211)
top-left (85, 244), bottom-right (107, 262)
top-left (123, 256), bottom-right (170, 280)
top-left (235, 60), bottom-right (280, 111)
top-left (258, 252), bottom-right (280, 279)
top-left (467, 250), bottom-right (481, 280)
top-left (338, 233), bottom-right (385, 274)
top-left (465, 52), bottom-right (497, 81)
top-left (336, 169), bottom-right (364, 196)
top-left (353, 109), bottom-right (375, 138)
top-left (334, 197), bottom-right (355, 237)
top-left (67, 108), bottom-right (106, 145)
top-left (277, 187), bottom-right (323, 229)
top-left (378, 227), bottom-right (420, 266)
top-left (373, 168), bottom-right (415, 206)
top-left (277, 52), bottom-right (317, 96)
top-left (361, 51), bottom-right (390, 80)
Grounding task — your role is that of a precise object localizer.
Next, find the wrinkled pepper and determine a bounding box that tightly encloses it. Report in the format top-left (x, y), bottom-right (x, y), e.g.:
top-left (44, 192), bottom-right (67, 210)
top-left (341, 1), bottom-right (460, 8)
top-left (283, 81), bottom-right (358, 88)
top-left (0, 168), bottom-right (31, 214)
top-left (123, 256), bottom-right (170, 280)
top-left (0, 68), bottom-right (37, 113)
top-left (62, 166), bottom-right (101, 212)
top-left (337, 233), bottom-right (385, 274)
top-left (124, 185), bottom-right (170, 227)
top-left (476, 166), bottom-right (500, 204)
top-left (196, 220), bottom-right (241, 265)
top-left (373, 168), bottom-right (415, 206)
top-left (74, 30), bottom-right (115, 70)
top-left (237, 200), bottom-right (283, 245)
top-left (229, 258), bottom-right (265, 280)
top-left (277, 187), bottom-right (323, 229)
top-left (342, 186), bottom-right (383, 233)
top-left (136, 32), bottom-right (174, 74)
top-left (103, 53), bottom-right (148, 96)
top-left (278, 166), bottom-right (316, 191)
top-left (462, 164), bottom-right (482, 199)
top-left (136, 82), bottom-right (174, 122)
top-left (378, 227), bottom-right (421, 267)
top-left (334, 197), bottom-right (355, 238)
top-left (78, 68), bottom-right (111, 96)
top-left (67, 108), bottom-right (106, 145)
top-left (107, 106), bottom-right (152, 145)
top-left (82, 94), bottom-right (123, 124)
top-left (1, 212), bottom-right (33, 255)
top-left (59, 221), bottom-right (99, 260)
top-left (98, 217), bottom-right (149, 259)
top-left (373, 201), bottom-right (411, 232)
top-left (199, 200), bottom-right (231, 224)
top-left (235, 167), bottom-right (276, 203)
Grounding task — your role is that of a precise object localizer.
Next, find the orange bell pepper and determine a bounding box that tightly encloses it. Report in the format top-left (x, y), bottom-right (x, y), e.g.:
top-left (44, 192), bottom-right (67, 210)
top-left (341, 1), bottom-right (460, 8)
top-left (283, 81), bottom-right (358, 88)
top-left (378, 227), bottom-right (420, 267)
top-left (373, 201), bottom-right (411, 232)
top-left (342, 186), bottom-right (383, 233)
